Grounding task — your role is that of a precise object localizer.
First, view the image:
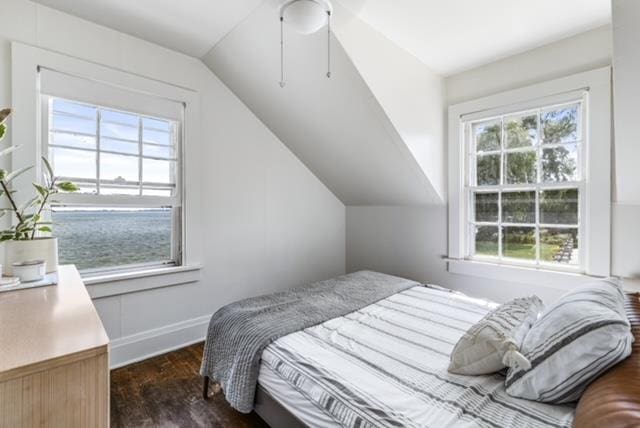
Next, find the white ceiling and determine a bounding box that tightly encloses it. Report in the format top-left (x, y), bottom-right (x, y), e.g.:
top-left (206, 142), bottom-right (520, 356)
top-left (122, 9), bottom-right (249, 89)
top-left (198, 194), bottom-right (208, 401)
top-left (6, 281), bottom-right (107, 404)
top-left (202, 1), bottom-right (441, 205)
top-left (31, 0), bottom-right (264, 58)
top-left (338, 0), bottom-right (611, 75)
top-left (32, 0), bottom-right (611, 75)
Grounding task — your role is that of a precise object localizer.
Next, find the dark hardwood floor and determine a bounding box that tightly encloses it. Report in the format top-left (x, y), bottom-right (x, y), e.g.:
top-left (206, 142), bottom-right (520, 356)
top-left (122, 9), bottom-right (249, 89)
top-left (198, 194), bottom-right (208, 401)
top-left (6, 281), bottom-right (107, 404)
top-left (110, 342), bottom-right (269, 428)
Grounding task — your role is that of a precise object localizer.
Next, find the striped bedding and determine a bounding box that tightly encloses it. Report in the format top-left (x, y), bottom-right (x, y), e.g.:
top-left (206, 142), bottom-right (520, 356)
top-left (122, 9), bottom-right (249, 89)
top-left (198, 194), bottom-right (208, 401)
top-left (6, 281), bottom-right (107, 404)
top-left (260, 285), bottom-right (575, 428)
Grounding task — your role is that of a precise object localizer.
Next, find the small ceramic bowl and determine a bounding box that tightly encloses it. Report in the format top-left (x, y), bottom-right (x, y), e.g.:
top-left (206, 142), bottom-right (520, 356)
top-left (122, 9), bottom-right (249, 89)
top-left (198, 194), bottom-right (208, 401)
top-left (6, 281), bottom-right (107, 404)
top-left (12, 260), bottom-right (46, 283)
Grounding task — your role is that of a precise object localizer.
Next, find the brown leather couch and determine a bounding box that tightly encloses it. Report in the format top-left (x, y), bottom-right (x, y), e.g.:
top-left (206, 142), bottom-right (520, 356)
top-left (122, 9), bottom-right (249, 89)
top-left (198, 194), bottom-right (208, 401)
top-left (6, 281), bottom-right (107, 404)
top-left (574, 293), bottom-right (640, 427)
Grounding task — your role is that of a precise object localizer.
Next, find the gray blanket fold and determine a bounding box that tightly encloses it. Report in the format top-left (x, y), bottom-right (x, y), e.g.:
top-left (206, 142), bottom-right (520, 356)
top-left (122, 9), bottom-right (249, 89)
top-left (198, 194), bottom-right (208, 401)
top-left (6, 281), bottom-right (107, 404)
top-left (200, 270), bottom-right (419, 413)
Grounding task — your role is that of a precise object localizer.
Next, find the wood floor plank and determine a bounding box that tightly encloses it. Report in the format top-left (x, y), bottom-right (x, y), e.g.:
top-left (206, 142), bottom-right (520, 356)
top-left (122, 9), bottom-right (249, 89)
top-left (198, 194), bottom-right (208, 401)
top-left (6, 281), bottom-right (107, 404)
top-left (110, 343), bottom-right (268, 428)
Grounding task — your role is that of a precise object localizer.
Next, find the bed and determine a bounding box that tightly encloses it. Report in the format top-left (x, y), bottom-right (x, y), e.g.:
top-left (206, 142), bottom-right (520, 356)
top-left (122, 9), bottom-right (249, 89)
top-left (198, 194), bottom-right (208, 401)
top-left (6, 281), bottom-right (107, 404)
top-left (201, 272), bottom-right (640, 428)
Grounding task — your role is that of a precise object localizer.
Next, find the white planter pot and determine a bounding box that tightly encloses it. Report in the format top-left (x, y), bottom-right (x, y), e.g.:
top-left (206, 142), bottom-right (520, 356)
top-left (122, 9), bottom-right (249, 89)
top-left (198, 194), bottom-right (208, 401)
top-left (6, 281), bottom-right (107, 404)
top-left (3, 238), bottom-right (58, 275)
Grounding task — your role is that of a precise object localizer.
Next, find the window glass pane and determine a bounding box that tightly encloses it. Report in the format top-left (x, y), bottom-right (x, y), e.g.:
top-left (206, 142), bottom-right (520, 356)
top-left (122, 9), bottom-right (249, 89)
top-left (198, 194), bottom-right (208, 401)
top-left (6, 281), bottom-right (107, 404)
top-left (542, 144), bottom-right (578, 183)
top-left (502, 191), bottom-right (535, 223)
top-left (52, 113), bottom-right (96, 134)
top-left (143, 117), bottom-right (170, 132)
top-left (143, 128), bottom-right (171, 146)
top-left (143, 158), bottom-right (173, 184)
top-left (476, 154), bottom-right (500, 186)
top-left (52, 207), bottom-right (173, 271)
top-left (143, 144), bottom-right (173, 159)
top-left (50, 132), bottom-right (96, 150)
top-left (474, 193), bottom-right (498, 222)
top-left (100, 153), bottom-right (139, 183)
top-left (542, 104), bottom-right (579, 144)
top-left (540, 189), bottom-right (578, 224)
top-left (101, 138), bottom-right (139, 155)
top-left (100, 186), bottom-right (140, 196)
top-left (101, 110), bottom-right (138, 127)
top-left (540, 228), bottom-right (579, 265)
top-left (52, 99), bottom-right (96, 119)
top-left (505, 151), bottom-right (536, 184)
top-left (502, 226), bottom-right (536, 260)
top-left (101, 121), bottom-right (138, 141)
top-left (473, 120), bottom-right (501, 153)
top-left (143, 188), bottom-right (173, 197)
top-left (505, 113), bottom-right (537, 148)
top-left (49, 147), bottom-right (96, 180)
top-left (474, 226), bottom-right (498, 257)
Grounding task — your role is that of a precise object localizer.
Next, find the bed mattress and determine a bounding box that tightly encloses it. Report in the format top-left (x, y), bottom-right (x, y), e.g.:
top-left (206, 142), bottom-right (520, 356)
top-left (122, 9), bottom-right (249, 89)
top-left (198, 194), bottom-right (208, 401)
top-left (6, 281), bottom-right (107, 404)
top-left (257, 285), bottom-right (575, 428)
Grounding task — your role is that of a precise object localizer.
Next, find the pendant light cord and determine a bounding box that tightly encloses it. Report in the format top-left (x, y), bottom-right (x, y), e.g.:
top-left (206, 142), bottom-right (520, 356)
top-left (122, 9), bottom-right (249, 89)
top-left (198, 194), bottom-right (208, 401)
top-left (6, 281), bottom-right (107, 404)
top-left (279, 16), bottom-right (285, 88)
top-left (326, 11), bottom-right (331, 78)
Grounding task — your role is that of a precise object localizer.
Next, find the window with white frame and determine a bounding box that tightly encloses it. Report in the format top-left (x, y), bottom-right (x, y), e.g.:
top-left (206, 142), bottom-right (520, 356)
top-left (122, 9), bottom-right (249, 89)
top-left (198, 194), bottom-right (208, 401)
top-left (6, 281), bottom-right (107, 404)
top-left (42, 96), bottom-right (182, 274)
top-left (464, 99), bottom-right (585, 270)
top-left (448, 68), bottom-right (612, 279)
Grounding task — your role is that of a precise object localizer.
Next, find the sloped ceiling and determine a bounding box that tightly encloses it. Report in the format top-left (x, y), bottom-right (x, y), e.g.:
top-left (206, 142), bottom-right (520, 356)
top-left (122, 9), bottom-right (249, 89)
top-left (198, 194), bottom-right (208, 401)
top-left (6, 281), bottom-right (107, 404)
top-left (202, 1), bottom-right (441, 205)
top-left (31, 0), bottom-right (264, 57)
top-left (339, 0), bottom-right (611, 75)
top-left (30, 0), bottom-right (612, 206)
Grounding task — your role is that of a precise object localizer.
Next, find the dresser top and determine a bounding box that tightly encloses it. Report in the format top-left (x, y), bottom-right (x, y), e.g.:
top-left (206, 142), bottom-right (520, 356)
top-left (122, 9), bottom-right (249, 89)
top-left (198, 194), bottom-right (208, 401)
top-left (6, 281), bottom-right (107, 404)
top-left (0, 265), bottom-right (109, 378)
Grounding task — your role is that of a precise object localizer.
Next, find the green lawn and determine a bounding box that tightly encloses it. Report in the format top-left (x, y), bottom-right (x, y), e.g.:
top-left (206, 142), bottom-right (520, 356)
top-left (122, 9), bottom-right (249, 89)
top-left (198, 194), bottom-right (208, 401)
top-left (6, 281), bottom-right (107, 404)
top-left (476, 242), bottom-right (559, 261)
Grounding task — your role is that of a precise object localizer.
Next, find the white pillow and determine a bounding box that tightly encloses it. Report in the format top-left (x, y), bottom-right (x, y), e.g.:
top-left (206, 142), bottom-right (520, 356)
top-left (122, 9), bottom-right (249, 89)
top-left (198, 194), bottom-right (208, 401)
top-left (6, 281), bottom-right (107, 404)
top-left (448, 296), bottom-right (544, 375)
top-left (505, 278), bottom-right (633, 403)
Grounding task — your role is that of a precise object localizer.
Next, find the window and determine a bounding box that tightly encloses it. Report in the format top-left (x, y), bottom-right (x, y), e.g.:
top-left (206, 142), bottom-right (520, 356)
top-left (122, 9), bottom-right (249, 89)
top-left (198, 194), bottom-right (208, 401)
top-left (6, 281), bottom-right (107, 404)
top-left (448, 68), bottom-right (612, 281)
top-left (43, 97), bottom-right (182, 274)
top-left (465, 101), bottom-right (584, 270)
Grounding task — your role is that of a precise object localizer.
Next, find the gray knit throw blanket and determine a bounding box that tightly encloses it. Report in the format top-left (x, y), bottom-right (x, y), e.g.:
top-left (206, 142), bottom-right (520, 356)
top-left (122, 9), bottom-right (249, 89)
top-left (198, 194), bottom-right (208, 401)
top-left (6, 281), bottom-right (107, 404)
top-left (200, 270), bottom-right (419, 413)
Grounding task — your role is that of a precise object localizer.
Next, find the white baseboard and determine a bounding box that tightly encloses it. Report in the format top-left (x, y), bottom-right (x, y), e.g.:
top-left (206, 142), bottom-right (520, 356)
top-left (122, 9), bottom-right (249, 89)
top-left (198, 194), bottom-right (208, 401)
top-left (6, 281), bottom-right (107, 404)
top-left (109, 314), bottom-right (211, 369)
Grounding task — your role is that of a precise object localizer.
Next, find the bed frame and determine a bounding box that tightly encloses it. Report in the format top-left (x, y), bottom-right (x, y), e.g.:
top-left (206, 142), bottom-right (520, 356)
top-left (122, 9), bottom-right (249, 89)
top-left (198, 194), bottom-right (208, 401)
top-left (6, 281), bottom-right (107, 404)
top-left (203, 292), bottom-right (640, 428)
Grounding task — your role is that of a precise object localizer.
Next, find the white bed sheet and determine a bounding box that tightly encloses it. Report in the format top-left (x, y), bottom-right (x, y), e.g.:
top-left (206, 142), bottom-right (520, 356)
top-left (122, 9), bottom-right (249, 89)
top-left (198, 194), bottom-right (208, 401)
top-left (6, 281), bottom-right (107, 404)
top-left (257, 286), bottom-right (575, 428)
top-left (258, 362), bottom-right (339, 427)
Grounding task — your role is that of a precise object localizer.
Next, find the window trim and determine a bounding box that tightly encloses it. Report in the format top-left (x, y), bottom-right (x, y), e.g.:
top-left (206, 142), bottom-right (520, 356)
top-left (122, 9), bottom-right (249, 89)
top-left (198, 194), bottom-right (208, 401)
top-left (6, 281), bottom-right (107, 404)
top-left (11, 42), bottom-right (202, 291)
top-left (448, 67), bottom-right (612, 283)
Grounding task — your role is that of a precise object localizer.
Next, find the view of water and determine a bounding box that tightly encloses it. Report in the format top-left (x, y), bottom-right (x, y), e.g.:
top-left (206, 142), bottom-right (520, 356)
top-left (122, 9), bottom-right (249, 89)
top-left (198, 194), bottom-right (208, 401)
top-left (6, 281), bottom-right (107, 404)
top-left (51, 209), bottom-right (173, 272)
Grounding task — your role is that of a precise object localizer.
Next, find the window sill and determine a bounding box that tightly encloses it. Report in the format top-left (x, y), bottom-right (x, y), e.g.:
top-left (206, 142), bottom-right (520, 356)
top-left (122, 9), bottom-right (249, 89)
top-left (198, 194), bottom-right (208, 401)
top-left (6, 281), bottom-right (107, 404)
top-left (447, 259), bottom-right (600, 291)
top-left (85, 265), bottom-right (202, 299)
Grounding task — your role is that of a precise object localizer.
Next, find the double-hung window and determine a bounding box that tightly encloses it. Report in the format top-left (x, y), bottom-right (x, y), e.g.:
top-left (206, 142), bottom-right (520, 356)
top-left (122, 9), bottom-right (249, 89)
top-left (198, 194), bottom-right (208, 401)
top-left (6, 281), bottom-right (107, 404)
top-left (39, 69), bottom-right (183, 275)
top-left (448, 68), bottom-right (612, 280)
top-left (466, 100), bottom-right (584, 270)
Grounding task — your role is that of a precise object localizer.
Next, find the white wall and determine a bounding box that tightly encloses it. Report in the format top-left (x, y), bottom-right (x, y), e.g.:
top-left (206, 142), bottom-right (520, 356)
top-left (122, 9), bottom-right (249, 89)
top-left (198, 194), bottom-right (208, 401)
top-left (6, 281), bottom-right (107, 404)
top-left (347, 25), bottom-right (640, 303)
top-left (332, 2), bottom-right (446, 203)
top-left (202, 1), bottom-right (440, 206)
top-left (612, 0), bottom-right (640, 204)
top-left (1, 0), bottom-right (345, 367)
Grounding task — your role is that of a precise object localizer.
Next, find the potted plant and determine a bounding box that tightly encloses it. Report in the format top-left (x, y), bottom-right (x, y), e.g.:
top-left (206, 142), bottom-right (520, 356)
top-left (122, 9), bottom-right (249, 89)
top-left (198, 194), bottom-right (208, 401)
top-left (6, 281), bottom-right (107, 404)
top-left (0, 108), bottom-right (79, 275)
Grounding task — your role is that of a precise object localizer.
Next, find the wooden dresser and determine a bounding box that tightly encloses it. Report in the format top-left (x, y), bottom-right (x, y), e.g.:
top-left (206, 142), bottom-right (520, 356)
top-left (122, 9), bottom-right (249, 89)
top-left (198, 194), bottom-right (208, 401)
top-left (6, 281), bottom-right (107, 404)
top-left (0, 265), bottom-right (110, 427)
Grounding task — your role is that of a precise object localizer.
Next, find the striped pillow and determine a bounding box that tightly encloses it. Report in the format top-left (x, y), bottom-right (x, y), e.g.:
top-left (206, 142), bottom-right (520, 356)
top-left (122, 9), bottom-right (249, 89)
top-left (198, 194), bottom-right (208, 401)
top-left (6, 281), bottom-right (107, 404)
top-left (505, 278), bottom-right (633, 403)
top-left (448, 296), bottom-right (544, 375)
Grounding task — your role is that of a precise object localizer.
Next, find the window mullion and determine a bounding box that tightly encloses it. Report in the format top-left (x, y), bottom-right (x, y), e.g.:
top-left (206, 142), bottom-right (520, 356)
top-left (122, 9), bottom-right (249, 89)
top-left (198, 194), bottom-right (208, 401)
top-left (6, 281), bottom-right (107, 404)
top-left (535, 108), bottom-right (542, 265)
top-left (498, 116), bottom-right (504, 260)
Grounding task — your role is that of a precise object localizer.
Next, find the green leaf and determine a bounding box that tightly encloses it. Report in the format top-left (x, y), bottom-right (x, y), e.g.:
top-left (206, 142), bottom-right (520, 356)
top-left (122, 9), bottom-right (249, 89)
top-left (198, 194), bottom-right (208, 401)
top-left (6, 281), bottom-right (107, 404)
top-left (0, 124), bottom-right (5, 142)
top-left (5, 165), bottom-right (33, 183)
top-left (56, 181), bottom-right (80, 192)
top-left (0, 169), bottom-right (6, 180)
top-left (38, 226), bottom-right (52, 233)
top-left (0, 108), bottom-right (11, 125)
top-left (33, 182), bottom-right (48, 197)
top-left (41, 156), bottom-right (54, 182)
top-left (0, 144), bottom-right (21, 158)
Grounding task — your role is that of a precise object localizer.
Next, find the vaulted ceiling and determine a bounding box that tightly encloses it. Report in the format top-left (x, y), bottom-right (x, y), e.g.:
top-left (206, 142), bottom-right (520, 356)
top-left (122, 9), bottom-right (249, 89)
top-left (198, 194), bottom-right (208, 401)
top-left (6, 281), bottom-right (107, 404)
top-left (32, 0), bottom-right (610, 74)
top-left (31, 0), bottom-right (611, 205)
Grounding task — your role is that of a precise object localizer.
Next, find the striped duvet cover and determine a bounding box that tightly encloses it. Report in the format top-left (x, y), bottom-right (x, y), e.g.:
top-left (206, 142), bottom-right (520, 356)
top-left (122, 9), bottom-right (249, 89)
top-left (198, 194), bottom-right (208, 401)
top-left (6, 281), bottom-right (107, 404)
top-left (260, 286), bottom-right (575, 428)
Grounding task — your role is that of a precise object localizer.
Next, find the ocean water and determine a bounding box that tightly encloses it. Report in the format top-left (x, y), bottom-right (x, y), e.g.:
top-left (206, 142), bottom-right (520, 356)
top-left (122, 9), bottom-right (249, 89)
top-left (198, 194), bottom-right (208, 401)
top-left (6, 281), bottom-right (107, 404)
top-left (51, 209), bottom-right (172, 271)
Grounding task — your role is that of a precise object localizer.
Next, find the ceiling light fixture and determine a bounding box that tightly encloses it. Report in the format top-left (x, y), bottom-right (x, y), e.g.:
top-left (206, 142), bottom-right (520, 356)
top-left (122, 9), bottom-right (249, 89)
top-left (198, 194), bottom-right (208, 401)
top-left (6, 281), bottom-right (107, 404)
top-left (279, 0), bottom-right (333, 87)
